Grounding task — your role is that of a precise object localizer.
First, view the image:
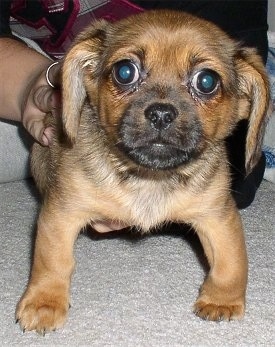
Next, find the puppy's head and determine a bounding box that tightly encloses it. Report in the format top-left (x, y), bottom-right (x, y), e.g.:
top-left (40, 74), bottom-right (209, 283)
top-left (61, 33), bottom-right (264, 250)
top-left (61, 10), bottom-right (270, 174)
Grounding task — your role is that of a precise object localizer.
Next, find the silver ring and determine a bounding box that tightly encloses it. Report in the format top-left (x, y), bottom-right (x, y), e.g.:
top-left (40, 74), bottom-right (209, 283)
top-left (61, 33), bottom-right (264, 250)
top-left (46, 61), bottom-right (59, 88)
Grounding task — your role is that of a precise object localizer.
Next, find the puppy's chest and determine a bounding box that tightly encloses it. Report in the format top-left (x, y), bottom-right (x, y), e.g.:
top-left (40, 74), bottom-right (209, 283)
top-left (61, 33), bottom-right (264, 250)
top-left (126, 182), bottom-right (171, 223)
top-left (106, 178), bottom-right (193, 231)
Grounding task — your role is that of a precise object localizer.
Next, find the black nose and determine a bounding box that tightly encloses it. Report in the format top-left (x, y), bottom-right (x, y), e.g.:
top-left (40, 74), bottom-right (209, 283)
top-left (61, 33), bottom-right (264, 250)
top-left (144, 103), bottom-right (178, 131)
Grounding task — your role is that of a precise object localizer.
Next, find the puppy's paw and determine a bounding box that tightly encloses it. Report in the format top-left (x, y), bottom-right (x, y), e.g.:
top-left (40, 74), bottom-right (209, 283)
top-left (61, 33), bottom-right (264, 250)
top-left (193, 299), bottom-right (245, 321)
top-left (16, 287), bottom-right (69, 334)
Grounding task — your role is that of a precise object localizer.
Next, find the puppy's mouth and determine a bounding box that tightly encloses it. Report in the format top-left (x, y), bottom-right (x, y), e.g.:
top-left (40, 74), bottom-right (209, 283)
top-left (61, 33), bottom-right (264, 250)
top-left (117, 105), bottom-right (202, 170)
top-left (123, 141), bottom-right (196, 170)
top-left (117, 139), bottom-right (198, 170)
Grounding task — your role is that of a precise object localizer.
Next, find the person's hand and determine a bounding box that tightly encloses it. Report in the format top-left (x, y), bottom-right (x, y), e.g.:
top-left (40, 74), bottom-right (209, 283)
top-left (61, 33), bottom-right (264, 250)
top-left (22, 62), bottom-right (61, 146)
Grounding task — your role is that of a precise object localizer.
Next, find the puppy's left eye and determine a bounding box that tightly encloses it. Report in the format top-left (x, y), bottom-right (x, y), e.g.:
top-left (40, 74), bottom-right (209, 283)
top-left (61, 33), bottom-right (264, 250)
top-left (192, 69), bottom-right (220, 95)
top-left (112, 60), bottom-right (140, 86)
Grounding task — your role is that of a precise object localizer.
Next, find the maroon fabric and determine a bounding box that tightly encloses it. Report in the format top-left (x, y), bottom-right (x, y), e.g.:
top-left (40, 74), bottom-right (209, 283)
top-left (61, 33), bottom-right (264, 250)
top-left (10, 0), bottom-right (143, 58)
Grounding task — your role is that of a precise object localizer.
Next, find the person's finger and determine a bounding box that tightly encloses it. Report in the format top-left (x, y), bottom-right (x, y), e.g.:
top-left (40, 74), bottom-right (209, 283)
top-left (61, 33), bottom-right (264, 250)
top-left (33, 85), bottom-right (56, 113)
top-left (21, 63), bottom-right (62, 145)
top-left (41, 126), bottom-right (54, 146)
top-left (24, 117), bottom-right (47, 145)
top-left (50, 90), bottom-right (62, 110)
top-left (24, 88), bottom-right (61, 145)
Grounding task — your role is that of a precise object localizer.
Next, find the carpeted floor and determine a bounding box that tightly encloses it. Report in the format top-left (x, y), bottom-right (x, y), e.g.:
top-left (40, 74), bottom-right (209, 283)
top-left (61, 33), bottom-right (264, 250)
top-left (0, 179), bottom-right (274, 346)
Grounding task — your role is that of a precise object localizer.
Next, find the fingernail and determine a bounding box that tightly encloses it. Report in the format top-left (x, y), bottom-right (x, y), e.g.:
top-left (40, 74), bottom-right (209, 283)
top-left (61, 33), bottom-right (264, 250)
top-left (41, 134), bottom-right (49, 146)
top-left (43, 127), bottom-right (54, 146)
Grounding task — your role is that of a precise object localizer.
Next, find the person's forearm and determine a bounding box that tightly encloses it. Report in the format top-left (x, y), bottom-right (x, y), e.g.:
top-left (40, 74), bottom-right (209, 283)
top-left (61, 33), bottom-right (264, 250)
top-left (0, 38), bottom-right (52, 121)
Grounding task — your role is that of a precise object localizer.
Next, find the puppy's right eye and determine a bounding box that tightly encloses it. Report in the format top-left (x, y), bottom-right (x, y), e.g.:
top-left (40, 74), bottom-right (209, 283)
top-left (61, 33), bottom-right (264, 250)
top-left (112, 60), bottom-right (140, 86)
top-left (191, 69), bottom-right (220, 95)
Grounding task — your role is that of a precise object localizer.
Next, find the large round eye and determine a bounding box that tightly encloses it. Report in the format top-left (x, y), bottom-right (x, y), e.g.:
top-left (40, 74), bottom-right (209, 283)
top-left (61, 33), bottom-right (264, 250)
top-left (112, 60), bottom-right (140, 86)
top-left (192, 69), bottom-right (220, 95)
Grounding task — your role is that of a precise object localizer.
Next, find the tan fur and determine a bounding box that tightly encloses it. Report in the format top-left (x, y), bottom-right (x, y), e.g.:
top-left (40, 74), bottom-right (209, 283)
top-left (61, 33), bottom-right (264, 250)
top-left (16, 10), bottom-right (270, 333)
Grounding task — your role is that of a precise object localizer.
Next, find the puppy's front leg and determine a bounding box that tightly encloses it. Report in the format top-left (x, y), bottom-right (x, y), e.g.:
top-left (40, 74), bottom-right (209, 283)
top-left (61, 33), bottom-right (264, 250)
top-left (193, 205), bottom-right (248, 321)
top-left (16, 203), bottom-right (83, 334)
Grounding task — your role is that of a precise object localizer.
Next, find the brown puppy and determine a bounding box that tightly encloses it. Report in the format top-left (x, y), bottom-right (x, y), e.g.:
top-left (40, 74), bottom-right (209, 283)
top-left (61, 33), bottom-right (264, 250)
top-left (16, 10), bottom-right (270, 333)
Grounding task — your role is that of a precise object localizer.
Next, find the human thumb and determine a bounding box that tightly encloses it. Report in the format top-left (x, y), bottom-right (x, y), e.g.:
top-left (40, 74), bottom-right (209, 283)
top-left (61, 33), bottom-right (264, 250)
top-left (33, 85), bottom-right (55, 112)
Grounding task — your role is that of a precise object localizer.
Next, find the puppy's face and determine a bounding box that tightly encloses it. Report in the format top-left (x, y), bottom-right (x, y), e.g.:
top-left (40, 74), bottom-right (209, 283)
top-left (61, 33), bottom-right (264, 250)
top-left (96, 17), bottom-right (238, 170)
top-left (62, 10), bottom-right (270, 173)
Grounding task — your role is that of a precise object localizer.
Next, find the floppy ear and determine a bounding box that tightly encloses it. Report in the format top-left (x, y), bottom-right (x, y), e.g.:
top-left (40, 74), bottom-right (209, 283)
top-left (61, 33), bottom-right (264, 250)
top-left (61, 20), bottom-right (110, 144)
top-left (236, 47), bottom-right (271, 175)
